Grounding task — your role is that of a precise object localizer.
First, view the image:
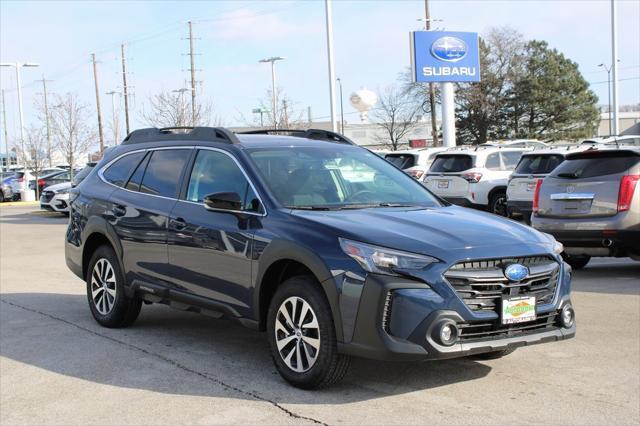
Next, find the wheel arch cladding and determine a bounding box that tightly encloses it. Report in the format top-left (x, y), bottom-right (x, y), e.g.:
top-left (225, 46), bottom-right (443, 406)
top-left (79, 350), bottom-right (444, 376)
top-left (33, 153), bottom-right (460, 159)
top-left (254, 241), bottom-right (344, 341)
top-left (81, 217), bottom-right (124, 280)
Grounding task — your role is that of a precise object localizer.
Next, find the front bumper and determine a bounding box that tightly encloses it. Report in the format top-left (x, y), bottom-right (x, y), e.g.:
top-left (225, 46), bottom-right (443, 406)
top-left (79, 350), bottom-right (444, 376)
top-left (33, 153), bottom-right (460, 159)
top-left (40, 192), bottom-right (70, 213)
top-left (337, 261), bottom-right (574, 361)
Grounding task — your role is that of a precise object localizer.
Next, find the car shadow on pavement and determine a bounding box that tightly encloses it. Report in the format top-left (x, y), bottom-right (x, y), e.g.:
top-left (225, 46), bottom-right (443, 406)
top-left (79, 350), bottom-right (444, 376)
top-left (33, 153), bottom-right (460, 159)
top-left (1, 293), bottom-right (492, 404)
top-left (571, 261), bottom-right (640, 295)
top-left (0, 211), bottom-right (68, 225)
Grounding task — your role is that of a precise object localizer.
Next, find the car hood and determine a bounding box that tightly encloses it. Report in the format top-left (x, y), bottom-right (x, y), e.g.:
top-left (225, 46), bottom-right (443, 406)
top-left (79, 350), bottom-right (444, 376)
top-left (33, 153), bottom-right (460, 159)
top-left (291, 205), bottom-right (553, 260)
top-left (44, 182), bottom-right (72, 192)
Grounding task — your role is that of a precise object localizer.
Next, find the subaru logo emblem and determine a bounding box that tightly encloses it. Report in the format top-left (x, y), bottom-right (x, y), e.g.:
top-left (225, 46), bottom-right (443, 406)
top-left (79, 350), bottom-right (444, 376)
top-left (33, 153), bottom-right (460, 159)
top-left (504, 264), bottom-right (529, 282)
top-left (431, 36), bottom-right (468, 62)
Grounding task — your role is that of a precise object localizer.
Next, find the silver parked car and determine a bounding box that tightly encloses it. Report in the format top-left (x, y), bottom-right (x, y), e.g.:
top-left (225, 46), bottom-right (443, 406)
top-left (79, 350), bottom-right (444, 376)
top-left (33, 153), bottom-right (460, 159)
top-left (531, 147), bottom-right (640, 269)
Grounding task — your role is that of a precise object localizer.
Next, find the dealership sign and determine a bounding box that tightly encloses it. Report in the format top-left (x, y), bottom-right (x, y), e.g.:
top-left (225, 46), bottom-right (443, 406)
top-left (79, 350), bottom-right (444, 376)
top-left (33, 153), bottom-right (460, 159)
top-left (410, 31), bottom-right (481, 83)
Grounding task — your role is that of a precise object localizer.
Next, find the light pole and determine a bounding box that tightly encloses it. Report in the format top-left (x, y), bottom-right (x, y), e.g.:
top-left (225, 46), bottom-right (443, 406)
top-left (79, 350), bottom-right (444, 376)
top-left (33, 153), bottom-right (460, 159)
top-left (259, 57), bottom-right (285, 129)
top-left (106, 90), bottom-right (121, 146)
top-left (598, 63), bottom-right (613, 135)
top-left (336, 77), bottom-right (344, 134)
top-left (252, 107), bottom-right (271, 127)
top-left (610, 0), bottom-right (619, 135)
top-left (172, 88), bottom-right (189, 127)
top-left (0, 62), bottom-right (40, 156)
top-left (324, 0), bottom-right (338, 132)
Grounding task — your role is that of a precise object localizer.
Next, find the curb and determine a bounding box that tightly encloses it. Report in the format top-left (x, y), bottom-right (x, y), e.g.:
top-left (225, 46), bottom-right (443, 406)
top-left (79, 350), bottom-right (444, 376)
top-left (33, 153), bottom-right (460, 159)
top-left (1, 201), bottom-right (40, 207)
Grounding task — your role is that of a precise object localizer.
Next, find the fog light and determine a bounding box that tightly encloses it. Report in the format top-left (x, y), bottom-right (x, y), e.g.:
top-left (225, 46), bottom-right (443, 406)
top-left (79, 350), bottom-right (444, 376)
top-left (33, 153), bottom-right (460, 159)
top-left (434, 321), bottom-right (458, 346)
top-left (560, 304), bottom-right (575, 328)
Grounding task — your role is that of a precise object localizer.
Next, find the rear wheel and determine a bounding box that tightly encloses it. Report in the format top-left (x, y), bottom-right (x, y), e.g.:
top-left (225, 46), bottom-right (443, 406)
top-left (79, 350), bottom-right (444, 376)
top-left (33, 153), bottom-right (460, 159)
top-left (86, 245), bottom-right (141, 328)
top-left (267, 276), bottom-right (350, 389)
top-left (489, 191), bottom-right (508, 216)
top-left (562, 253), bottom-right (591, 270)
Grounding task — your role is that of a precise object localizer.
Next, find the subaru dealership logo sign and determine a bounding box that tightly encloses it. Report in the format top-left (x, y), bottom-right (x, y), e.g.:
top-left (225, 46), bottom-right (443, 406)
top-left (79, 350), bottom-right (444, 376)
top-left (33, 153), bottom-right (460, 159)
top-left (504, 264), bottom-right (529, 282)
top-left (431, 36), bottom-right (468, 62)
top-left (411, 31), bottom-right (481, 83)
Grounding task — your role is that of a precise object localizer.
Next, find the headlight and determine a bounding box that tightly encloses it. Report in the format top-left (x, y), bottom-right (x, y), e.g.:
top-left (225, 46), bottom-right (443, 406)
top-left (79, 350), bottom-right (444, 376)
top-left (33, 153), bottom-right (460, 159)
top-left (339, 238), bottom-right (438, 275)
top-left (56, 188), bottom-right (69, 195)
top-left (541, 232), bottom-right (563, 254)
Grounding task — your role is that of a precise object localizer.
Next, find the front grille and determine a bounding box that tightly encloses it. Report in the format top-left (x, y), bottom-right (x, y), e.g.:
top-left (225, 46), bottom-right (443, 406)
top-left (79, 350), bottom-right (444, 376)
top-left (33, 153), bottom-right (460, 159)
top-left (41, 191), bottom-right (54, 203)
top-left (444, 255), bottom-right (560, 313)
top-left (458, 312), bottom-right (559, 342)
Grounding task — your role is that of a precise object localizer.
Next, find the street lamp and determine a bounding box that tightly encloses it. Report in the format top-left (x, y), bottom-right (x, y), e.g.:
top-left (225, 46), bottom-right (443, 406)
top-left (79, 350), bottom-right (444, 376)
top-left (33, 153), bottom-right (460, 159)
top-left (252, 107), bottom-right (271, 127)
top-left (259, 56), bottom-right (285, 129)
top-left (336, 78), bottom-right (344, 134)
top-left (598, 60), bottom-right (619, 136)
top-left (106, 90), bottom-right (121, 146)
top-left (1, 62), bottom-right (39, 201)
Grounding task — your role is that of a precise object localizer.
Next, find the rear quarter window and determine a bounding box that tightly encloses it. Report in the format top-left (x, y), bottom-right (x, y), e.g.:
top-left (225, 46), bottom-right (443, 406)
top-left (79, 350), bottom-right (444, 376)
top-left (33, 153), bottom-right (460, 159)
top-left (429, 155), bottom-right (474, 173)
top-left (515, 154), bottom-right (564, 175)
top-left (384, 154), bottom-right (416, 169)
top-left (550, 153), bottom-right (639, 179)
top-left (102, 152), bottom-right (145, 187)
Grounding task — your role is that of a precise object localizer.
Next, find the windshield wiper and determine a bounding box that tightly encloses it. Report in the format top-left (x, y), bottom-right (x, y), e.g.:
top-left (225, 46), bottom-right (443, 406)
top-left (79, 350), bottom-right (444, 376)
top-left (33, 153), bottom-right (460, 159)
top-left (287, 205), bottom-right (337, 211)
top-left (376, 202), bottom-right (417, 207)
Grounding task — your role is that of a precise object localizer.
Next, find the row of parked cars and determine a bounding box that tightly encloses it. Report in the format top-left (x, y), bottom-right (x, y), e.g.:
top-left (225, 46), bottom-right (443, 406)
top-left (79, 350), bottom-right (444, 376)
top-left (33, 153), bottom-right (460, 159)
top-left (0, 163), bottom-right (96, 213)
top-left (380, 136), bottom-right (640, 269)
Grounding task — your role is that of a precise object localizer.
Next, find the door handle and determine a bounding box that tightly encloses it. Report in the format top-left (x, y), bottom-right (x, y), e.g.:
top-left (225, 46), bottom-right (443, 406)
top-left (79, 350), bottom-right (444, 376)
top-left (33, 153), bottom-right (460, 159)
top-left (112, 204), bottom-right (126, 217)
top-left (170, 217), bottom-right (187, 231)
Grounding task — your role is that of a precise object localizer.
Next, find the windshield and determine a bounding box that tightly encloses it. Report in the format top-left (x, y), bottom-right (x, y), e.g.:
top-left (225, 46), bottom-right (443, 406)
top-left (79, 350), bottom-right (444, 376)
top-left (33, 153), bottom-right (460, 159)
top-left (429, 154), bottom-right (473, 173)
top-left (515, 154), bottom-right (564, 175)
top-left (247, 146), bottom-right (442, 209)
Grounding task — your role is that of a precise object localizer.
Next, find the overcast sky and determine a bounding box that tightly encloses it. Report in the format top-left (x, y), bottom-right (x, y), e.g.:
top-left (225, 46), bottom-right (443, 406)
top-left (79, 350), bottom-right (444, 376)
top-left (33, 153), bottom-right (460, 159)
top-left (1, 0), bottom-right (639, 149)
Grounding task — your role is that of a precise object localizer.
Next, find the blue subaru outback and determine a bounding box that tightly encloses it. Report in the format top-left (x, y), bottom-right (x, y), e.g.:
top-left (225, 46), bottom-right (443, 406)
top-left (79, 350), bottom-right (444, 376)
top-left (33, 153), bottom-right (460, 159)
top-left (65, 127), bottom-right (575, 389)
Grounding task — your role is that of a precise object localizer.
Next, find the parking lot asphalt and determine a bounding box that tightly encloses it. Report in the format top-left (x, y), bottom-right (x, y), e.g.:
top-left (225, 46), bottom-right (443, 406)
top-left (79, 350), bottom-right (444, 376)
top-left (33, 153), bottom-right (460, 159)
top-left (1, 204), bottom-right (639, 425)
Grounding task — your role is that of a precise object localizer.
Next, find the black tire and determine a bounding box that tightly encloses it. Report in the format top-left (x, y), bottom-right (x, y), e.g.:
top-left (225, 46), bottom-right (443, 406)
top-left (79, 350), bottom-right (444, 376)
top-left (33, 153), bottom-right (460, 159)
top-left (489, 191), bottom-right (508, 216)
top-left (471, 348), bottom-right (516, 360)
top-left (86, 245), bottom-right (141, 328)
top-left (267, 276), bottom-right (350, 389)
top-left (562, 253), bottom-right (591, 270)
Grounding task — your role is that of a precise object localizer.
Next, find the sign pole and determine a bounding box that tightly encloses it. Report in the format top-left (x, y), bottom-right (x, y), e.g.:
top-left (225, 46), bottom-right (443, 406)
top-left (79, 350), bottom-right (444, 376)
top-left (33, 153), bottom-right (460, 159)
top-left (440, 82), bottom-right (456, 147)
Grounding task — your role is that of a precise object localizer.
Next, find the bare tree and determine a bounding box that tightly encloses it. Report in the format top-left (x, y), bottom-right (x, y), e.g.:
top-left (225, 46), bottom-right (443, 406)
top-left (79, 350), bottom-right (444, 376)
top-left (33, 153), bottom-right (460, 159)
top-left (141, 90), bottom-right (219, 128)
top-left (17, 126), bottom-right (48, 198)
top-left (372, 85), bottom-right (421, 150)
top-left (49, 93), bottom-right (95, 179)
top-left (239, 89), bottom-right (306, 129)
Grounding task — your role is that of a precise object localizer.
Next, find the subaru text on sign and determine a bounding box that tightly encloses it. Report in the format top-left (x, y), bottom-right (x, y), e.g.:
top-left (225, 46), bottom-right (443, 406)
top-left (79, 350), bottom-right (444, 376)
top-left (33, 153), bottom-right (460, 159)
top-left (410, 31), bottom-right (481, 83)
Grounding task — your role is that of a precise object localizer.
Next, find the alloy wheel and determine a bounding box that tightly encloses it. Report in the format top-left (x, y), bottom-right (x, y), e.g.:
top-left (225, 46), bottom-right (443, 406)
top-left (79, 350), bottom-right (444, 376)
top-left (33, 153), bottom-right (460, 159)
top-left (91, 258), bottom-right (117, 315)
top-left (274, 296), bottom-right (321, 373)
top-left (493, 195), bottom-right (508, 216)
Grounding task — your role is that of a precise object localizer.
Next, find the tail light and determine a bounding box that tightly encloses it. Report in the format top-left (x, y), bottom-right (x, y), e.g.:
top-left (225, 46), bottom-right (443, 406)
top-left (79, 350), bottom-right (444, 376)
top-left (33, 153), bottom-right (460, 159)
top-left (461, 172), bottom-right (482, 183)
top-left (617, 175), bottom-right (639, 212)
top-left (38, 179), bottom-right (45, 187)
top-left (407, 170), bottom-right (425, 180)
top-left (532, 179), bottom-right (543, 215)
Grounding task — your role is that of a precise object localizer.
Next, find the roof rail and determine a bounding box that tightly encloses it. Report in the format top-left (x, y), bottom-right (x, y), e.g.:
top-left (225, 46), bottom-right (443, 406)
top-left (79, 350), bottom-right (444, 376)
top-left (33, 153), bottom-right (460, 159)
top-left (121, 127), bottom-right (239, 145)
top-left (236, 128), bottom-right (356, 145)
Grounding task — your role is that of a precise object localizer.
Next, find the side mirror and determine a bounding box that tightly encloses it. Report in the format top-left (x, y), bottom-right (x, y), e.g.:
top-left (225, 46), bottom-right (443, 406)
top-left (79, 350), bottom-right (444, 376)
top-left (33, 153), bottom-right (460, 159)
top-left (203, 192), bottom-right (242, 212)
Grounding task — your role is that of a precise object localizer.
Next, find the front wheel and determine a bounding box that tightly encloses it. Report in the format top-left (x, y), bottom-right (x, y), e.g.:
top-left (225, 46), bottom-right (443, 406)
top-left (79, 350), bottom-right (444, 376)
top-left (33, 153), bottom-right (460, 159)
top-left (267, 276), bottom-right (350, 389)
top-left (489, 191), bottom-right (508, 217)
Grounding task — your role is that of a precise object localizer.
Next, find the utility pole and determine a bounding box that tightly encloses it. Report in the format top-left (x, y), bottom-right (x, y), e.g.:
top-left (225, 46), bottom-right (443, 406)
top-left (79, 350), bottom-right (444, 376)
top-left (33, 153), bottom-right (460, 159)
top-left (39, 76), bottom-right (53, 167)
top-left (324, 0), bottom-right (338, 132)
top-left (283, 99), bottom-right (289, 128)
top-left (121, 44), bottom-right (131, 135)
top-left (610, 0), bottom-right (619, 134)
top-left (336, 77), bottom-right (345, 134)
top-left (91, 53), bottom-right (105, 154)
top-left (1, 90), bottom-right (9, 171)
top-left (425, 0), bottom-right (439, 146)
top-left (188, 21), bottom-right (197, 126)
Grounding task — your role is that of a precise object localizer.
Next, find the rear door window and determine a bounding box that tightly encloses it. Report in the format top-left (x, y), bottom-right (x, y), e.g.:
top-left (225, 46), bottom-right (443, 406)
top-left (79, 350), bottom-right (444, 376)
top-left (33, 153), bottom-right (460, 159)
top-left (550, 152), bottom-right (639, 179)
top-left (384, 154), bottom-right (416, 169)
top-left (429, 155), bottom-right (473, 173)
top-left (103, 152), bottom-right (145, 187)
top-left (139, 149), bottom-right (191, 197)
top-left (515, 154), bottom-right (564, 175)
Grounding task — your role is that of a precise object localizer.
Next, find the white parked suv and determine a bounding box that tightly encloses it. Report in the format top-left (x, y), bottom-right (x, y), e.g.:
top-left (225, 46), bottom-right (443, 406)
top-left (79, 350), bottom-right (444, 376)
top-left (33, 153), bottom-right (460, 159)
top-left (384, 147), bottom-right (449, 180)
top-left (423, 147), bottom-right (529, 215)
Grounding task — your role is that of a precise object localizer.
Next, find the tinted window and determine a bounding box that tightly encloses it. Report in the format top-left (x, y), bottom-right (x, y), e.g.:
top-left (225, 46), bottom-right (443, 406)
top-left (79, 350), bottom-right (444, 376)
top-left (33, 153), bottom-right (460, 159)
top-left (500, 151), bottom-right (524, 169)
top-left (139, 149), bottom-right (191, 197)
top-left (384, 154), bottom-right (416, 169)
top-left (551, 153), bottom-right (639, 179)
top-left (103, 152), bottom-right (145, 187)
top-left (485, 153), bottom-right (501, 170)
top-left (515, 154), bottom-right (564, 175)
top-left (125, 152), bottom-right (150, 192)
top-left (429, 155), bottom-right (473, 173)
top-left (187, 150), bottom-right (260, 212)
